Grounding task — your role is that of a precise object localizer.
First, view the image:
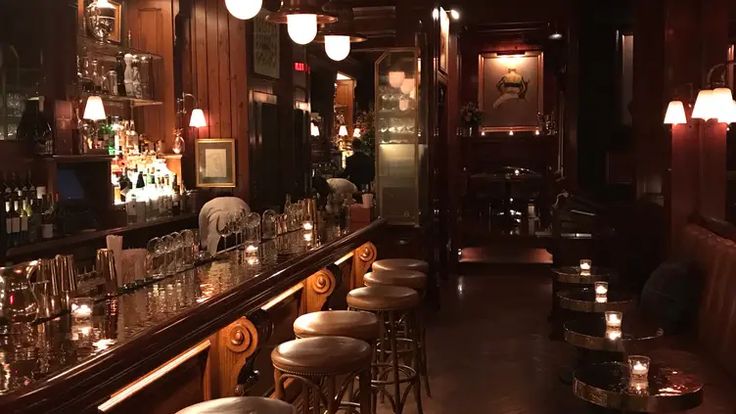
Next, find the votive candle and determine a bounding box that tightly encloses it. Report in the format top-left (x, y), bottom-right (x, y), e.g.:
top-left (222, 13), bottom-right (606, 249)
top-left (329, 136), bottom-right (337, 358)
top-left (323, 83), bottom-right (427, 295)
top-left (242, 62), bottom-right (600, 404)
top-left (628, 355), bottom-right (650, 382)
top-left (580, 259), bottom-right (592, 271)
top-left (594, 281), bottom-right (608, 303)
top-left (605, 327), bottom-right (622, 341)
top-left (71, 297), bottom-right (94, 320)
top-left (605, 311), bottom-right (622, 329)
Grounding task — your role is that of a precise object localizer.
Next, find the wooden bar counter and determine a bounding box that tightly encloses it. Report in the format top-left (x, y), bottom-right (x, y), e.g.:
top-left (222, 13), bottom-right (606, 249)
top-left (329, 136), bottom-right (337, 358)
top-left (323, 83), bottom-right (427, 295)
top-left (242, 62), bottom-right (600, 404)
top-left (0, 219), bottom-right (385, 413)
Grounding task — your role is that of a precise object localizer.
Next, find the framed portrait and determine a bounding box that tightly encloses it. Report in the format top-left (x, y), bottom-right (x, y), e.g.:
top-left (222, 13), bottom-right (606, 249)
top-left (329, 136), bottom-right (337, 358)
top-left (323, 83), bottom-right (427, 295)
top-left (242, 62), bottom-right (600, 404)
top-left (253, 15), bottom-right (280, 79)
top-left (439, 7), bottom-right (450, 73)
top-left (108, 0), bottom-right (123, 44)
top-left (478, 51), bottom-right (544, 132)
top-left (195, 139), bottom-right (236, 188)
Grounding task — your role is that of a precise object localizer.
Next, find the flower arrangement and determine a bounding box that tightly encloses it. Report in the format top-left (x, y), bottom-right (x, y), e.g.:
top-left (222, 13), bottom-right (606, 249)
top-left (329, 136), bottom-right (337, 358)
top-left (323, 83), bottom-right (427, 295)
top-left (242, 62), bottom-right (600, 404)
top-left (460, 102), bottom-right (482, 128)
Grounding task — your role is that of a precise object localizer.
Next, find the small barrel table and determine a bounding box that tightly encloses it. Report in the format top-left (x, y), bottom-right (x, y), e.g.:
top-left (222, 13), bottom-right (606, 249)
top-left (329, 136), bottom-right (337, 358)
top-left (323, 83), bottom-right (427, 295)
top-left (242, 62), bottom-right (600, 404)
top-left (557, 288), bottom-right (635, 314)
top-left (573, 362), bottom-right (703, 412)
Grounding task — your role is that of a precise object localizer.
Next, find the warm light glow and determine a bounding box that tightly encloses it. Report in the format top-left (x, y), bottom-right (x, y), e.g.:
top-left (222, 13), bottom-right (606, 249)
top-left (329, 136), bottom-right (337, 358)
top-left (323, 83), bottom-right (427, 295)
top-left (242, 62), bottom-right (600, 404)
top-left (400, 78), bottom-right (415, 95)
top-left (225, 0), bottom-right (262, 20)
top-left (534, 129), bottom-right (541, 135)
top-left (692, 89), bottom-right (716, 120)
top-left (95, 0), bottom-right (116, 9)
top-left (508, 130), bottom-right (514, 136)
top-left (189, 108), bottom-right (207, 128)
top-left (663, 100), bottom-right (687, 125)
top-left (449, 9), bottom-right (460, 20)
top-left (324, 35), bottom-right (351, 61)
top-left (83, 96), bottom-right (107, 121)
top-left (580, 259), bottom-right (592, 271)
top-left (548, 32), bottom-right (563, 40)
top-left (338, 125), bottom-right (348, 137)
top-left (310, 123), bottom-right (320, 136)
top-left (431, 8), bottom-right (439, 20)
top-left (605, 327), bottom-right (622, 341)
top-left (286, 14), bottom-right (317, 45)
top-left (713, 88), bottom-right (735, 122)
top-left (719, 100), bottom-right (736, 124)
top-left (594, 281), bottom-right (608, 295)
top-left (605, 311), bottom-right (622, 329)
top-left (388, 71), bottom-right (406, 88)
top-left (353, 127), bottom-right (361, 138)
top-left (302, 221), bottom-right (314, 231)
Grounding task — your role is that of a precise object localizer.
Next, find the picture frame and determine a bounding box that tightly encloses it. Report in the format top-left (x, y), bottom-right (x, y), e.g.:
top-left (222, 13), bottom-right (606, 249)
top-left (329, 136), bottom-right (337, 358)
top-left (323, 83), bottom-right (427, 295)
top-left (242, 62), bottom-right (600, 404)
top-left (253, 15), bottom-right (280, 79)
top-left (478, 50), bottom-right (544, 132)
top-left (108, 0), bottom-right (122, 44)
top-left (439, 7), bottom-right (450, 74)
top-left (195, 139), bottom-right (236, 188)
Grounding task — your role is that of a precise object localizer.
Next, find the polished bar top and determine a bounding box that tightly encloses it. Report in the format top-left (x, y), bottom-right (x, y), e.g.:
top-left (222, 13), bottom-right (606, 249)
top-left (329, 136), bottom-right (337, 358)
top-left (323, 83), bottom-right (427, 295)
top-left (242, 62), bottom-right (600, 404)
top-left (0, 219), bottom-right (385, 413)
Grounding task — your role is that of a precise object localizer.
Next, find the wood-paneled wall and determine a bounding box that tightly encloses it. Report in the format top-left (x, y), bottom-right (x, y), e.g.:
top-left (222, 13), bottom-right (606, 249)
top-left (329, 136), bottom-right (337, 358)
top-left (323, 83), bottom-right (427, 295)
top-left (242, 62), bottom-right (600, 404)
top-left (179, 0), bottom-right (249, 199)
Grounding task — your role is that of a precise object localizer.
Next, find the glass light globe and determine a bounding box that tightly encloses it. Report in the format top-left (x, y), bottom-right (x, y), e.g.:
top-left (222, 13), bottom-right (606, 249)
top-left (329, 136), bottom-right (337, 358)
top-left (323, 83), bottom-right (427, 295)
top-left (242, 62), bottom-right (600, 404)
top-left (388, 71), bottom-right (405, 88)
top-left (400, 78), bottom-right (415, 95)
top-left (324, 35), bottom-right (351, 61)
top-left (287, 14), bottom-right (317, 45)
top-left (225, 0), bottom-right (262, 20)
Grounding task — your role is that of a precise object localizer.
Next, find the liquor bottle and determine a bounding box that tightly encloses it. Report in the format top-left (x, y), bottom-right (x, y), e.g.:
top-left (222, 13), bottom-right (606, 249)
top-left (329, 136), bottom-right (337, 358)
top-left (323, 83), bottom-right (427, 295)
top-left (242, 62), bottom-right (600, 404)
top-left (27, 195), bottom-right (40, 243)
top-left (41, 194), bottom-right (55, 239)
top-left (136, 170), bottom-right (145, 189)
top-left (171, 174), bottom-right (181, 216)
top-left (11, 172), bottom-right (22, 199)
top-left (4, 200), bottom-right (13, 247)
top-left (19, 198), bottom-right (29, 245)
top-left (17, 97), bottom-right (54, 156)
top-left (10, 199), bottom-right (21, 247)
top-left (115, 52), bottom-right (127, 96)
top-left (24, 172), bottom-right (36, 200)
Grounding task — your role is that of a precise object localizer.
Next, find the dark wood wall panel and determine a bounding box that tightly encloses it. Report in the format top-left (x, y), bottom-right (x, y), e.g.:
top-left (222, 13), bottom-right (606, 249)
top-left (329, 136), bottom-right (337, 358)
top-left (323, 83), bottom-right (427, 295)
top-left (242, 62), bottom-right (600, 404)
top-left (184, 0), bottom-right (249, 199)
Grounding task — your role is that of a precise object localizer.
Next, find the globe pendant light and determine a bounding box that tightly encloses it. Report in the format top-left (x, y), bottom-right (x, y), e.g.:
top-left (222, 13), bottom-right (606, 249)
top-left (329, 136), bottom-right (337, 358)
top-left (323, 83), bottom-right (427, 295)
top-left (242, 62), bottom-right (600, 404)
top-left (315, 1), bottom-right (366, 61)
top-left (324, 35), bottom-right (350, 61)
top-left (265, 0), bottom-right (337, 45)
top-left (286, 14), bottom-right (318, 44)
top-left (225, 0), bottom-right (262, 20)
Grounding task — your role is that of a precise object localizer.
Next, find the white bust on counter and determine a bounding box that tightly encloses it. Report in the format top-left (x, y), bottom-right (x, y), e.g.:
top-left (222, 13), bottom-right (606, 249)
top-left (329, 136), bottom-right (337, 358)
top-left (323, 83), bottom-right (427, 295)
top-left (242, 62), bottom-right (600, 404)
top-left (198, 197), bottom-right (250, 255)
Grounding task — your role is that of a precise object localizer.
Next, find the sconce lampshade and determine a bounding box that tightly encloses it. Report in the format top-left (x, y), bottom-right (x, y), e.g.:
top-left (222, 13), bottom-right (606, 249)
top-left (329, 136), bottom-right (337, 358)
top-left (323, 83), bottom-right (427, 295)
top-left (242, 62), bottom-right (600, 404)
top-left (225, 0), bottom-right (262, 20)
top-left (189, 108), bottom-right (207, 128)
top-left (719, 99), bottom-right (736, 124)
top-left (83, 96), bottom-right (107, 121)
top-left (663, 100), bottom-right (687, 125)
top-left (713, 87), bottom-right (735, 122)
top-left (338, 125), bottom-right (348, 137)
top-left (692, 89), bottom-right (716, 120)
top-left (310, 123), bottom-right (320, 136)
top-left (388, 71), bottom-right (406, 88)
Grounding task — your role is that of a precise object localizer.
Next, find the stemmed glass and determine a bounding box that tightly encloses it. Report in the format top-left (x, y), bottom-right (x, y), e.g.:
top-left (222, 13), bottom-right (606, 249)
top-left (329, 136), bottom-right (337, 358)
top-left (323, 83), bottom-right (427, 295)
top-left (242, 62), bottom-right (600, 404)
top-left (171, 232), bottom-right (184, 272)
top-left (153, 238), bottom-right (167, 279)
top-left (146, 237), bottom-right (160, 279)
top-left (161, 234), bottom-right (175, 274)
top-left (180, 229), bottom-right (195, 267)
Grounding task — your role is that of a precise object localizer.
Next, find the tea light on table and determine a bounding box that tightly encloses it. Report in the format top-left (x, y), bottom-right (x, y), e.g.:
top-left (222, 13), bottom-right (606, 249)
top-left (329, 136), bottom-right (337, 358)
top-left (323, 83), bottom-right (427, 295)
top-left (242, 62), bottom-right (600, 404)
top-left (594, 281), bottom-right (608, 303)
top-left (605, 327), bottom-right (622, 341)
top-left (71, 297), bottom-right (94, 320)
top-left (628, 355), bottom-right (651, 383)
top-left (605, 311), bottom-right (622, 329)
top-left (303, 232), bottom-right (313, 243)
top-left (302, 221), bottom-right (314, 231)
top-left (245, 245), bottom-right (259, 266)
top-left (579, 259), bottom-right (592, 271)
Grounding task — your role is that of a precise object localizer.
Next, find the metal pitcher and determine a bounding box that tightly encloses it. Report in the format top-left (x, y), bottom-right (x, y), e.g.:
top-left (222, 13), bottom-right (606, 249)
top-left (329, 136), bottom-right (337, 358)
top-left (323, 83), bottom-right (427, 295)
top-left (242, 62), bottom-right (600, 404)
top-left (0, 260), bottom-right (40, 335)
top-left (96, 249), bottom-right (118, 297)
top-left (34, 258), bottom-right (62, 318)
top-left (54, 254), bottom-right (77, 310)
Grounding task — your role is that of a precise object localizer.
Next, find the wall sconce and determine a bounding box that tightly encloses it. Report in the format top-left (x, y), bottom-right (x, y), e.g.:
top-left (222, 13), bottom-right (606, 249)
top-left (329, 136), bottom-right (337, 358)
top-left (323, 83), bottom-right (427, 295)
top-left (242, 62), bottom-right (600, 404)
top-left (352, 127), bottom-right (361, 138)
top-left (310, 123), bottom-right (320, 137)
top-left (266, 0), bottom-right (337, 45)
top-left (690, 60), bottom-right (735, 123)
top-left (338, 124), bottom-right (348, 137)
top-left (82, 95), bottom-right (107, 153)
top-left (663, 100), bottom-right (687, 125)
top-left (178, 93), bottom-right (207, 128)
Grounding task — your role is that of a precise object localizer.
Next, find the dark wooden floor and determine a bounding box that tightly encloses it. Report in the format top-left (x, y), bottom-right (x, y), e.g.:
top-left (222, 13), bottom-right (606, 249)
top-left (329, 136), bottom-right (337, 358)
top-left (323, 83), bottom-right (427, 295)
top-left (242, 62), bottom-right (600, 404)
top-left (377, 258), bottom-right (734, 413)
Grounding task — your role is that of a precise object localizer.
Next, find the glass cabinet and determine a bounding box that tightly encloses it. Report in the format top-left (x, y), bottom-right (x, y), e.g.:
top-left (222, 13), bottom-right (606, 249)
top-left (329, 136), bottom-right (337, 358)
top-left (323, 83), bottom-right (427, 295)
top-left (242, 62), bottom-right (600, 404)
top-left (374, 49), bottom-right (427, 225)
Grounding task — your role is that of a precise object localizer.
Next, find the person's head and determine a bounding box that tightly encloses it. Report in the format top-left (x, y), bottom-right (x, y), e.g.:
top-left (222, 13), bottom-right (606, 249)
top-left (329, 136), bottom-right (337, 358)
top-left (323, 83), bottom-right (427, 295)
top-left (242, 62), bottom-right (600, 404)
top-left (351, 139), bottom-right (364, 152)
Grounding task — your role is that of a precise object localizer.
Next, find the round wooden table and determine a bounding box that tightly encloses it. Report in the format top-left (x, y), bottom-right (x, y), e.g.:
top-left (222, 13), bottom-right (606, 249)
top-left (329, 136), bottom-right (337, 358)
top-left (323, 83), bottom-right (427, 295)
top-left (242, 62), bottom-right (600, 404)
top-left (573, 362), bottom-right (703, 412)
top-left (557, 288), bottom-right (635, 313)
top-left (564, 317), bottom-right (664, 353)
top-left (551, 266), bottom-right (614, 284)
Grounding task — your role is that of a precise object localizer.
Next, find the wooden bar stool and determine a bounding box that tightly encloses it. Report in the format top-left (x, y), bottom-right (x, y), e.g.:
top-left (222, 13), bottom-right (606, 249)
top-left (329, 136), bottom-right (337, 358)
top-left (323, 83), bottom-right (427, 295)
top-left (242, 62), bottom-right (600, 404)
top-left (293, 310), bottom-right (379, 342)
top-left (347, 286), bottom-right (423, 414)
top-left (176, 397), bottom-right (295, 414)
top-left (364, 268), bottom-right (431, 397)
top-left (372, 258), bottom-right (429, 274)
top-left (271, 336), bottom-right (372, 414)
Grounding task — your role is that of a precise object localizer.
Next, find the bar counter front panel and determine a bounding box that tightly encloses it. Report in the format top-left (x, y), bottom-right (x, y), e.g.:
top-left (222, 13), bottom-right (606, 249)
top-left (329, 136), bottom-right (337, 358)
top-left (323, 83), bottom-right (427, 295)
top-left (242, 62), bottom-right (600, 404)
top-left (0, 219), bottom-right (384, 413)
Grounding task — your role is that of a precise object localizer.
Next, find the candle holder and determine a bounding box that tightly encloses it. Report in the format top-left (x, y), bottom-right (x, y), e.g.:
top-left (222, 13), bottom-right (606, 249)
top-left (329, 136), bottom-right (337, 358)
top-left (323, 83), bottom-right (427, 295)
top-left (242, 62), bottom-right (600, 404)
top-left (71, 297), bottom-right (94, 321)
top-left (302, 221), bottom-right (314, 231)
top-left (628, 355), bottom-right (651, 384)
top-left (244, 244), bottom-right (259, 266)
top-left (594, 281), bottom-right (608, 303)
top-left (605, 327), bottom-right (622, 341)
top-left (579, 259), bottom-right (592, 271)
top-left (605, 311), bottom-right (622, 329)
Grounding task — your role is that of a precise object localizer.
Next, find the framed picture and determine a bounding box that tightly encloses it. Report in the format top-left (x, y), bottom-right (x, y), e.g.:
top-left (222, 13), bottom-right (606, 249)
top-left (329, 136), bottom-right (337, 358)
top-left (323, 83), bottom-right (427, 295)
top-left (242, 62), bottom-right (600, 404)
top-left (108, 0), bottom-right (123, 44)
top-left (439, 7), bottom-right (450, 73)
top-left (195, 139), bottom-right (236, 188)
top-left (253, 15), bottom-right (280, 79)
top-left (478, 51), bottom-right (544, 132)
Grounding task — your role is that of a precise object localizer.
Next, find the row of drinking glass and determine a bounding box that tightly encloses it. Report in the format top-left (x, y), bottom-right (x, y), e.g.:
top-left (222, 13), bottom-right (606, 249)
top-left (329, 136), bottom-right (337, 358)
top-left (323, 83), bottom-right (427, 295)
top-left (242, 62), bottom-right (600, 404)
top-left (145, 229), bottom-right (199, 278)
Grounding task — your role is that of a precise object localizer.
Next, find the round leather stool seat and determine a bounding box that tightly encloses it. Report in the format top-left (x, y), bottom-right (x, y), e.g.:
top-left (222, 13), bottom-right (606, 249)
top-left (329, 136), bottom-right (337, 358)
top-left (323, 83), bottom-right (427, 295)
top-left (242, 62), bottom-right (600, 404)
top-left (364, 270), bottom-right (427, 291)
top-left (176, 397), bottom-right (295, 414)
top-left (347, 286), bottom-right (420, 312)
top-left (373, 258), bottom-right (429, 274)
top-left (272, 336), bottom-right (372, 376)
top-left (294, 310), bottom-right (379, 341)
